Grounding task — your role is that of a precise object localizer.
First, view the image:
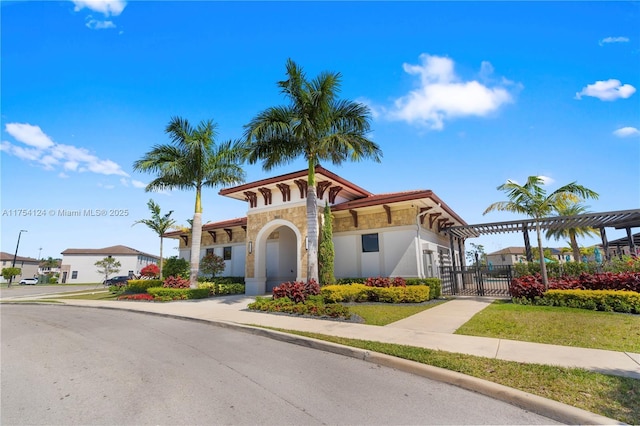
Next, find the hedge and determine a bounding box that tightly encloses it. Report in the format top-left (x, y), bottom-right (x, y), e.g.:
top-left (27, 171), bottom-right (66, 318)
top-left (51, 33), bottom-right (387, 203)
top-left (543, 289), bottom-right (640, 314)
top-left (197, 282), bottom-right (246, 296)
top-left (126, 279), bottom-right (163, 294)
top-left (146, 287), bottom-right (210, 301)
top-left (510, 272), bottom-right (640, 299)
top-left (247, 295), bottom-right (351, 319)
top-left (321, 284), bottom-right (431, 303)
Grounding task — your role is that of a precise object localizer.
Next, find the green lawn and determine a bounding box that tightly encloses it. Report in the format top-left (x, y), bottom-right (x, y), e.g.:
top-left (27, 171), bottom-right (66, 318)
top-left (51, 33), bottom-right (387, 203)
top-left (268, 328), bottom-right (639, 425)
top-left (54, 291), bottom-right (119, 301)
top-left (455, 300), bottom-right (640, 353)
top-left (348, 300), bottom-right (449, 325)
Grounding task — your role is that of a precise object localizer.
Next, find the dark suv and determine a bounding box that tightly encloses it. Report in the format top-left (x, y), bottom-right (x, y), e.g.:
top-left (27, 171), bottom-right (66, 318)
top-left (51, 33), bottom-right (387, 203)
top-left (103, 276), bottom-right (130, 286)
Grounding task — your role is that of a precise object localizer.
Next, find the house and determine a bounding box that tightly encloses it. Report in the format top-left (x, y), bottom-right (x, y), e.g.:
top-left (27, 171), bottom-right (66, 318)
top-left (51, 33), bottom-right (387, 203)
top-left (165, 166), bottom-right (468, 295)
top-left (60, 245), bottom-right (159, 284)
top-left (38, 258), bottom-right (61, 276)
top-left (486, 246), bottom-right (575, 266)
top-left (0, 252), bottom-right (40, 283)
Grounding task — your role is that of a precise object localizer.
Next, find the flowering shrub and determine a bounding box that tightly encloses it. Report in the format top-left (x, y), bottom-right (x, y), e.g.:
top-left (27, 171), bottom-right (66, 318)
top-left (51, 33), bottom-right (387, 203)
top-left (364, 276), bottom-right (406, 288)
top-left (273, 279), bottom-right (319, 303)
top-left (248, 295), bottom-right (351, 319)
top-left (140, 264), bottom-right (160, 278)
top-left (163, 275), bottom-right (190, 289)
top-left (118, 293), bottom-right (155, 301)
top-left (126, 279), bottom-right (163, 293)
top-left (511, 272), bottom-right (640, 300)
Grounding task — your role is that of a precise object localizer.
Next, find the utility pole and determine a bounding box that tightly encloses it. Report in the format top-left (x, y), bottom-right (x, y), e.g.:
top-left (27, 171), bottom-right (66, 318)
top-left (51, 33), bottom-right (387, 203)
top-left (9, 230), bottom-right (28, 287)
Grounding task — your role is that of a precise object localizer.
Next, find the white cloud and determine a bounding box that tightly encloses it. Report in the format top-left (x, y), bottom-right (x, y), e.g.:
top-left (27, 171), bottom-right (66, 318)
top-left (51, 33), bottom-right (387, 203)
top-left (120, 177), bottom-right (129, 186)
top-left (97, 183), bottom-right (115, 189)
top-left (86, 18), bottom-right (116, 30)
top-left (388, 54), bottom-right (515, 130)
top-left (538, 176), bottom-right (554, 185)
top-left (131, 180), bottom-right (147, 189)
top-left (575, 79), bottom-right (636, 101)
top-left (58, 172), bottom-right (70, 179)
top-left (2, 122), bottom-right (130, 178)
top-left (599, 36), bottom-right (629, 46)
top-left (613, 127), bottom-right (640, 138)
top-left (5, 123), bottom-right (54, 149)
top-left (72, 0), bottom-right (126, 16)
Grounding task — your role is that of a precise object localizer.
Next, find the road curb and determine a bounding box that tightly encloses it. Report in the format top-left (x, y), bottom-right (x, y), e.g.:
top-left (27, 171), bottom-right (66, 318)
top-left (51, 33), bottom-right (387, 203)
top-left (15, 302), bottom-right (626, 425)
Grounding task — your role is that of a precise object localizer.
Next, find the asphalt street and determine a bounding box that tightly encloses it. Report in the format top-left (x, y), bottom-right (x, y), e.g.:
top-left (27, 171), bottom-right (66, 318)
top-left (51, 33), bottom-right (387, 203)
top-left (1, 305), bottom-right (559, 425)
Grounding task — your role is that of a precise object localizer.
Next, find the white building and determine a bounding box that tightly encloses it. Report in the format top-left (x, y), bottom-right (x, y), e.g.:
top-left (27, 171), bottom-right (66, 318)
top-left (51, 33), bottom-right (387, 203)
top-left (0, 252), bottom-right (40, 283)
top-left (165, 166), bottom-right (468, 295)
top-left (60, 245), bottom-right (159, 284)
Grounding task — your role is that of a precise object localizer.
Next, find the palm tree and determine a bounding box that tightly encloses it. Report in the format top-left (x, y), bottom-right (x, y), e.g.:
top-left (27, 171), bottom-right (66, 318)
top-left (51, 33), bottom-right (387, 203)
top-left (133, 117), bottom-right (245, 288)
top-left (483, 176), bottom-right (598, 289)
top-left (244, 59), bottom-right (382, 283)
top-left (545, 202), bottom-right (599, 264)
top-left (133, 199), bottom-right (176, 279)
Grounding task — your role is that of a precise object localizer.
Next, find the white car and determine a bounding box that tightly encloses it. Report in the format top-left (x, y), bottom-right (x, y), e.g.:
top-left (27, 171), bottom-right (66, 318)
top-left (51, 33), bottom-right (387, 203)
top-left (19, 277), bottom-right (38, 285)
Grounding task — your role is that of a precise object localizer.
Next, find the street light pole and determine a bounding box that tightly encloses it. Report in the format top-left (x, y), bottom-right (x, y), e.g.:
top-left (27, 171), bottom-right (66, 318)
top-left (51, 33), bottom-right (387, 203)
top-left (9, 230), bottom-right (28, 287)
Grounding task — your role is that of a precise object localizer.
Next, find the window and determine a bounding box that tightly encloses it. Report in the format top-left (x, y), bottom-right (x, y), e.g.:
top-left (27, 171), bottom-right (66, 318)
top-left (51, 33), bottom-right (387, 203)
top-left (205, 248), bottom-right (214, 256)
top-left (128, 270), bottom-right (134, 277)
top-left (362, 234), bottom-right (379, 253)
top-left (71, 271), bottom-right (78, 279)
top-left (223, 246), bottom-right (232, 260)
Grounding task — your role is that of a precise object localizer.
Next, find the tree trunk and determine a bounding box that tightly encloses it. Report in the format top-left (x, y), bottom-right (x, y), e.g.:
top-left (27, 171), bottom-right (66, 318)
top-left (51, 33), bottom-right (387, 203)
top-left (306, 161), bottom-right (319, 283)
top-left (536, 221), bottom-right (549, 290)
top-left (570, 231), bottom-right (580, 264)
top-left (159, 236), bottom-right (164, 279)
top-left (189, 187), bottom-right (203, 289)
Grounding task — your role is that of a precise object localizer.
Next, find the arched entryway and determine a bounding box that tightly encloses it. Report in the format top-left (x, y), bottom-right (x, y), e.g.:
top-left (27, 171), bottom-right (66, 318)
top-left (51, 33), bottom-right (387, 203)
top-left (250, 219), bottom-right (304, 294)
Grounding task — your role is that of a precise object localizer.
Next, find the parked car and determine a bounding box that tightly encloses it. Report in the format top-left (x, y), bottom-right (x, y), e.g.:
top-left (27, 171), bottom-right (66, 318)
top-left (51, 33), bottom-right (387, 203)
top-left (103, 276), bottom-right (130, 286)
top-left (19, 277), bottom-right (38, 285)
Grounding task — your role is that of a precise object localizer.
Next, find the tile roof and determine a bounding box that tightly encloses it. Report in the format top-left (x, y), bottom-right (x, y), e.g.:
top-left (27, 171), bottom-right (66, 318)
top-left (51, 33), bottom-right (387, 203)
top-left (0, 251), bottom-right (40, 263)
top-left (60, 245), bottom-right (158, 259)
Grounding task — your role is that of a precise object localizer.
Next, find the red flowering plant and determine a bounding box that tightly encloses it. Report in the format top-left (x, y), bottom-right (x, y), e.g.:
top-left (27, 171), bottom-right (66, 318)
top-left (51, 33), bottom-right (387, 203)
top-left (273, 279), bottom-right (320, 303)
top-left (140, 264), bottom-right (160, 278)
top-left (163, 275), bottom-right (190, 289)
top-left (118, 293), bottom-right (155, 301)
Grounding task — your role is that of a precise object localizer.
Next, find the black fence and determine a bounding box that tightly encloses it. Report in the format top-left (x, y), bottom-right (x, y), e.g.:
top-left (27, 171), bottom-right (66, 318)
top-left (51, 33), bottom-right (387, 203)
top-left (440, 265), bottom-right (513, 297)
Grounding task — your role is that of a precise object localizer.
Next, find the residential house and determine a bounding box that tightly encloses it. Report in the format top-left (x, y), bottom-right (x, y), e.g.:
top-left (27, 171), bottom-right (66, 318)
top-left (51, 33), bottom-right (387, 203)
top-left (0, 252), bottom-right (40, 283)
top-left (165, 166), bottom-right (468, 295)
top-left (60, 245), bottom-right (159, 284)
top-left (486, 246), bottom-right (575, 266)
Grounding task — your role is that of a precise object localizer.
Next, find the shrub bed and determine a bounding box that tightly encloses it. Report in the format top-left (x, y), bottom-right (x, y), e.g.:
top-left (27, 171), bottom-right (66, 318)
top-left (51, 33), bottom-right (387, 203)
top-left (542, 289), bottom-right (640, 314)
top-left (248, 295), bottom-right (351, 319)
top-left (406, 278), bottom-right (441, 299)
top-left (510, 272), bottom-right (640, 300)
top-left (126, 279), bottom-right (163, 294)
top-left (147, 287), bottom-right (210, 301)
top-left (118, 293), bottom-right (155, 301)
top-left (321, 284), bottom-right (431, 303)
top-left (273, 279), bottom-right (320, 303)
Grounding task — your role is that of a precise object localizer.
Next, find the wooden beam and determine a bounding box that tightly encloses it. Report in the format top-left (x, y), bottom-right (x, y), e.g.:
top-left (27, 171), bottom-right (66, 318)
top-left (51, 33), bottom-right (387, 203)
top-left (437, 218), bottom-right (448, 231)
top-left (224, 228), bottom-right (232, 240)
top-left (294, 179), bottom-right (308, 198)
top-left (243, 191), bottom-right (257, 208)
top-left (329, 186), bottom-right (342, 203)
top-left (276, 183), bottom-right (291, 202)
top-left (258, 187), bottom-right (272, 205)
top-left (349, 209), bottom-right (358, 228)
top-left (419, 207), bottom-right (432, 224)
top-left (207, 230), bottom-right (216, 243)
top-left (180, 235), bottom-right (188, 245)
top-left (383, 205), bottom-right (391, 224)
top-left (241, 225), bottom-right (247, 232)
top-left (429, 212), bottom-right (442, 228)
top-left (317, 181), bottom-right (332, 199)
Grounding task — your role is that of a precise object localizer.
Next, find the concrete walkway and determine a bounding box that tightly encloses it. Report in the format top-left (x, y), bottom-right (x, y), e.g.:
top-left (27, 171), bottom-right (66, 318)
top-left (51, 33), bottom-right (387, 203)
top-left (15, 293), bottom-right (638, 380)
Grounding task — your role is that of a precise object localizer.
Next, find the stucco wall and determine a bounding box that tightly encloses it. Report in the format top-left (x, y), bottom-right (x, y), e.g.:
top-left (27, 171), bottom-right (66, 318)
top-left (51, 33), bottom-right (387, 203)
top-left (61, 254), bottom-right (157, 283)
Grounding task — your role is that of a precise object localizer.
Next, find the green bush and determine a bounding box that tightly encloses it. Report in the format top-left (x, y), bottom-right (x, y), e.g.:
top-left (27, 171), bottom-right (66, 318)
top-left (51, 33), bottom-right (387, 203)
top-left (197, 282), bottom-right (217, 296)
top-left (405, 278), bottom-right (441, 299)
top-left (126, 279), bottom-right (163, 294)
top-left (197, 276), bottom-right (245, 284)
top-left (216, 283), bottom-right (245, 295)
top-left (335, 277), bottom-right (367, 285)
top-left (247, 295), bottom-right (351, 319)
top-left (543, 289), bottom-right (640, 314)
top-left (147, 287), bottom-right (210, 301)
top-left (109, 285), bottom-right (125, 294)
top-left (321, 284), bottom-right (431, 303)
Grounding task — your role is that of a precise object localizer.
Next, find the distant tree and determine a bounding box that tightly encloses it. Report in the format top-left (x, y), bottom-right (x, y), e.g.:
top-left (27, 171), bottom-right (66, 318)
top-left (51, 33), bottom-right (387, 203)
top-left (318, 204), bottom-right (335, 285)
top-left (133, 116), bottom-right (245, 288)
top-left (2, 267), bottom-right (21, 283)
top-left (200, 253), bottom-right (226, 280)
top-left (133, 199), bottom-right (176, 279)
top-left (163, 256), bottom-right (190, 279)
top-left (465, 243), bottom-right (487, 267)
top-left (484, 176), bottom-right (598, 290)
top-left (545, 202), bottom-right (599, 264)
top-left (95, 257), bottom-right (121, 283)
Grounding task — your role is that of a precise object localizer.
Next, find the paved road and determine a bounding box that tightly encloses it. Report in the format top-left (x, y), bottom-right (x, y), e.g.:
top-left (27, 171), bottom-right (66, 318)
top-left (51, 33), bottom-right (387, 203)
top-left (0, 284), bottom-right (102, 300)
top-left (1, 305), bottom-right (558, 425)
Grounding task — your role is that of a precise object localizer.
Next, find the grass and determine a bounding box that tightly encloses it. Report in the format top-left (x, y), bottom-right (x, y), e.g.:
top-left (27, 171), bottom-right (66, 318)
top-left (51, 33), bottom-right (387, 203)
top-left (348, 299), bottom-right (449, 325)
top-left (455, 300), bottom-right (640, 353)
top-left (265, 328), bottom-right (639, 424)
top-left (54, 291), bottom-right (119, 301)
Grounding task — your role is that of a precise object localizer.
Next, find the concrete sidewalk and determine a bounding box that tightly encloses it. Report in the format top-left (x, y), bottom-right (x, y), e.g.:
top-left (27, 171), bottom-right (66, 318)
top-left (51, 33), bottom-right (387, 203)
top-left (31, 294), bottom-right (640, 380)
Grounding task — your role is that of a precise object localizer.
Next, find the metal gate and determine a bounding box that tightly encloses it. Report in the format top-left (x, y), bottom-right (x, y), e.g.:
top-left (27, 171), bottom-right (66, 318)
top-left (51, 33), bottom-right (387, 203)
top-left (440, 265), bottom-right (512, 297)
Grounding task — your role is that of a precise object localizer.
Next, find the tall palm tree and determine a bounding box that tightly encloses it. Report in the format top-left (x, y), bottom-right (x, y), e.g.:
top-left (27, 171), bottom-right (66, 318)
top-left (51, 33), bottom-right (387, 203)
top-left (545, 202), bottom-right (599, 264)
top-left (133, 117), bottom-right (245, 288)
top-left (244, 59), bottom-right (382, 283)
top-left (483, 176), bottom-right (598, 289)
top-left (133, 199), bottom-right (176, 279)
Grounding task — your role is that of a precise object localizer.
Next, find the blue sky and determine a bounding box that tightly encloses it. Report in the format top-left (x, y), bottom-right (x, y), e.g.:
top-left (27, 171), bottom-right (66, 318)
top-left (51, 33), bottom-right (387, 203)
top-left (2, 0), bottom-right (639, 261)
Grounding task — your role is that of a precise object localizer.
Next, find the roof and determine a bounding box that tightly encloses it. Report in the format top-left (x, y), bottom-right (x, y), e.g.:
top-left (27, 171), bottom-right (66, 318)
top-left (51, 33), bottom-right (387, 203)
top-left (444, 209), bottom-right (640, 239)
top-left (608, 232), bottom-right (640, 247)
top-left (0, 252), bottom-right (40, 264)
top-left (61, 245), bottom-right (159, 259)
top-left (486, 247), bottom-right (526, 256)
top-left (219, 165), bottom-right (373, 201)
top-left (164, 217), bottom-right (248, 238)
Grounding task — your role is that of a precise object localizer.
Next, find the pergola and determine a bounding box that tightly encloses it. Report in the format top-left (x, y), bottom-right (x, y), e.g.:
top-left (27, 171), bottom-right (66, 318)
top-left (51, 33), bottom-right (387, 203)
top-left (443, 209), bottom-right (640, 266)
